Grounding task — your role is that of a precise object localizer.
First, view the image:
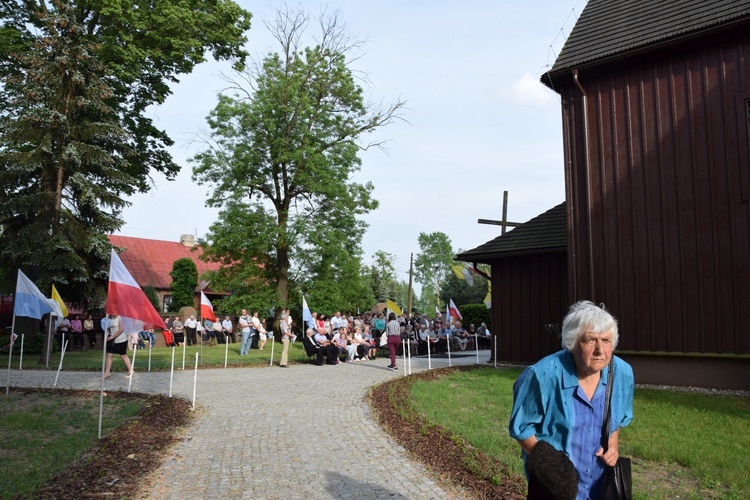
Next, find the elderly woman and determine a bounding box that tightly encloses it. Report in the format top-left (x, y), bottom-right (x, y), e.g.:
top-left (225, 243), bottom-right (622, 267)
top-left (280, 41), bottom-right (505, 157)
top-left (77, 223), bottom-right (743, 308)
top-left (509, 301), bottom-right (634, 500)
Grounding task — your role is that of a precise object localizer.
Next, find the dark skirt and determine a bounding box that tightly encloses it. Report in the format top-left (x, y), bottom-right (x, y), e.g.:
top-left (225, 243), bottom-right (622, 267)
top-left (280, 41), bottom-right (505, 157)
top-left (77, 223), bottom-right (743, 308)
top-left (107, 340), bottom-right (128, 355)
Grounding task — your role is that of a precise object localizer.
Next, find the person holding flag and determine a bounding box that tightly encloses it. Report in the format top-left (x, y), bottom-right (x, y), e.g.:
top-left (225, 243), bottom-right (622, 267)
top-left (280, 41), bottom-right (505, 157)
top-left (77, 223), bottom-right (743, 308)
top-left (103, 314), bottom-right (132, 379)
top-left (105, 249), bottom-right (166, 378)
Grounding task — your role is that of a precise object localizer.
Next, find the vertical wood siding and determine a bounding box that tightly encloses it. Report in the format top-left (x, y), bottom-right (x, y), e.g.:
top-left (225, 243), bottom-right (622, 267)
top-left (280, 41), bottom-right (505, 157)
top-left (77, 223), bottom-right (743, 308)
top-left (492, 252), bottom-right (568, 363)
top-left (563, 38), bottom-right (750, 354)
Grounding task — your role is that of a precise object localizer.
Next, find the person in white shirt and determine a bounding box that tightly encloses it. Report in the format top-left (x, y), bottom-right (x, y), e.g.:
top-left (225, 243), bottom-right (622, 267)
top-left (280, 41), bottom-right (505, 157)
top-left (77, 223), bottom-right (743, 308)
top-left (221, 316), bottom-right (234, 343)
top-left (330, 311), bottom-right (343, 332)
top-left (184, 314), bottom-right (198, 346)
top-left (278, 313), bottom-right (296, 367)
top-left (103, 315), bottom-right (133, 379)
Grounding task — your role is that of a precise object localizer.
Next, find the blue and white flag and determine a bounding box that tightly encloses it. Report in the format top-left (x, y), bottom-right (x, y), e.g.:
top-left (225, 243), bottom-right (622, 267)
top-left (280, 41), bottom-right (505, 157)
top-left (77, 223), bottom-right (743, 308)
top-left (302, 296), bottom-right (314, 328)
top-left (14, 270), bottom-right (53, 320)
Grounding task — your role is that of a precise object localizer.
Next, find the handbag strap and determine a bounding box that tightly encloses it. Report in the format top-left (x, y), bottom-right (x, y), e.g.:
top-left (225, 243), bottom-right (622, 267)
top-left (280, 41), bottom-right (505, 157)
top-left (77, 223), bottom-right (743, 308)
top-left (601, 358), bottom-right (615, 451)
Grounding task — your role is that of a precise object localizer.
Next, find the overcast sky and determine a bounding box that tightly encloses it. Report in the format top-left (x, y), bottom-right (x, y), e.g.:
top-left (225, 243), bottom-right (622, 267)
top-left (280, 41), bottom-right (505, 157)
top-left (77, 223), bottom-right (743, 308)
top-left (116, 0), bottom-right (585, 279)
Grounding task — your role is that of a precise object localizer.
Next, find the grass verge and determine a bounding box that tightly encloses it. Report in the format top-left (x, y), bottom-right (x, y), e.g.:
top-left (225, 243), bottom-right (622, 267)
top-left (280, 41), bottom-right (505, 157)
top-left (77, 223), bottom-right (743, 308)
top-left (2, 340), bottom-right (311, 372)
top-left (401, 366), bottom-right (749, 499)
top-left (0, 389), bottom-right (143, 497)
top-left (0, 389), bottom-right (192, 498)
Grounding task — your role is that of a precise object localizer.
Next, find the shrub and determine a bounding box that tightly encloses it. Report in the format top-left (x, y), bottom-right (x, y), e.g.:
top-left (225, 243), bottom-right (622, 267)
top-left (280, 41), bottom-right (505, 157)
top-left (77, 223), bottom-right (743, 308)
top-left (459, 303), bottom-right (491, 329)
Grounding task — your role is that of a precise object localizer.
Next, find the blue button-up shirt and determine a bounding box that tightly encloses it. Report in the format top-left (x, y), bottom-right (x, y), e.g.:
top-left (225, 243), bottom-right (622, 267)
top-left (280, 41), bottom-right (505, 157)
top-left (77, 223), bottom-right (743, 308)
top-left (509, 350), bottom-right (634, 499)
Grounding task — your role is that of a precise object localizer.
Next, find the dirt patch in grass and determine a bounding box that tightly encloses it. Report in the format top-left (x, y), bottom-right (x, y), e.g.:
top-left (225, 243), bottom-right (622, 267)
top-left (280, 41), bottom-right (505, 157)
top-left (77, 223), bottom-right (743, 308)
top-left (16, 388), bottom-right (193, 499)
top-left (632, 457), bottom-right (729, 499)
top-left (369, 366), bottom-right (526, 499)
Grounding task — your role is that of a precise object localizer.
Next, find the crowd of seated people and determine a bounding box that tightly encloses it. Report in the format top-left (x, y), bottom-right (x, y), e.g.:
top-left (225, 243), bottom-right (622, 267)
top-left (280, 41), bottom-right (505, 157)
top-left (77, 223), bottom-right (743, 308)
top-left (298, 309), bottom-right (492, 365)
top-left (302, 322), bottom-right (378, 366)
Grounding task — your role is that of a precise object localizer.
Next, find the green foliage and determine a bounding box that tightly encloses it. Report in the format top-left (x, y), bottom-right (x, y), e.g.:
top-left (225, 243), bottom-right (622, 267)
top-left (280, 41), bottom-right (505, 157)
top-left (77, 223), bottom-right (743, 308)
top-left (169, 258), bottom-right (198, 311)
top-left (362, 251), bottom-right (406, 305)
top-left (192, 7), bottom-right (404, 312)
top-left (439, 269), bottom-right (488, 308)
top-left (305, 249), bottom-right (375, 315)
top-left (0, 0), bottom-right (251, 299)
top-left (143, 285), bottom-right (161, 313)
top-left (459, 303), bottom-right (491, 329)
top-left (413, 232), bottom-right (455, 313)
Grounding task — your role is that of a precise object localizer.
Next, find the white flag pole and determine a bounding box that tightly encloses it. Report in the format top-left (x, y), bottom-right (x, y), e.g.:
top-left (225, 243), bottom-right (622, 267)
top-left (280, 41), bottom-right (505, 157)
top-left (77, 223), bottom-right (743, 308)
top-left (127, 346), bottom-right (136, 393)
top-left (224, 335), bottom-right (229, 368)
top-left (169, 346), bottom-right (175, 398)
top-left (19, 334), bottom-right (24, 370)
top-left (46, 318), bottom-right (53, 368)
top-left (427, 334), bottom-right (432, 370)
top-left (192, 352), bottom-right (198, 411)
top-left (148, 340), bottom-right (152, 372)
top-left (447, 331), bottom-right (452, 367)
top-left (5, 315), bottom-right (16, 395)
top-left (98, 317), bottom-right (110, 440)
top-left (402, 340), bottom-right (406, 377)
top-left (475, 333), bottom-right (479, 365)
top-left (54, 338), bottom-right (68, 387)
top-left (407, 335), bottom-right (412, 375)
top-left (269, 334), bottom-right (275, 366)
top-left (182, 342), bottom-right (186, 370)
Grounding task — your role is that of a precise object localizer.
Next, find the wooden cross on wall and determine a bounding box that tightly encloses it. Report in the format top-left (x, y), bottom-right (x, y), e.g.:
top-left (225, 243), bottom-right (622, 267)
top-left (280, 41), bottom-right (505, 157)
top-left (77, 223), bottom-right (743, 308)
top-left (477, 190), bottom-right (522, 235)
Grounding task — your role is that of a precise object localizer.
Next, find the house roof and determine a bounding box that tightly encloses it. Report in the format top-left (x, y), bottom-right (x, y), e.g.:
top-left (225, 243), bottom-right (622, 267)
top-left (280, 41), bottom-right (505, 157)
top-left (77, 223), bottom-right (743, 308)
top-left (544, 0), bottom-right (750, 82)
top-left (455, 203), bottom-right (567, 263)
top-left (107, 235), bottom-right (221, 291)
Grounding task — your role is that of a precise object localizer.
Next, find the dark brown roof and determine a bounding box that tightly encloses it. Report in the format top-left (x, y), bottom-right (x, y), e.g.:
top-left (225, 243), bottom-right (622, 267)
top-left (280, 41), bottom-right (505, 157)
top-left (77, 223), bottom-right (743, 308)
top-left (455, 203), bottom-right (567, 263)
top-left (108, 235), bottom-right (221, 291)
top-left (544, 0), bottom-right (750, 82)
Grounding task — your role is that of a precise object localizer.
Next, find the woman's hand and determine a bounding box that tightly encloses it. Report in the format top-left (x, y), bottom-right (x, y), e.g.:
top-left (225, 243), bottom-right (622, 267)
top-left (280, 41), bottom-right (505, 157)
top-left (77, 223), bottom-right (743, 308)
top-left (595, 429), bottom-right (620, 466)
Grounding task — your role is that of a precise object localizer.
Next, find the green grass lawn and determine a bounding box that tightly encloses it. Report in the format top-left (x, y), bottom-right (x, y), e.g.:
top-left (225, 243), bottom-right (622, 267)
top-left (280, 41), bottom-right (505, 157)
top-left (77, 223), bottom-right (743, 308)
top-left (0, 391), bottom-right (144, 497)
top-left (409, 366), bottom-right (750, 499)
top-left (2, 339), bottom-right (312, 372)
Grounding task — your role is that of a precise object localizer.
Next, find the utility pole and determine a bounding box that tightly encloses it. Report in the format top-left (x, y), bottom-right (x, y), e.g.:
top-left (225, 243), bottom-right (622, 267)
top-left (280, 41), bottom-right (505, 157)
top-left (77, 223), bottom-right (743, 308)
top-left (478, 190), bottom-right (522, 234)
top-left (406, 253), bottom-right (414, 318)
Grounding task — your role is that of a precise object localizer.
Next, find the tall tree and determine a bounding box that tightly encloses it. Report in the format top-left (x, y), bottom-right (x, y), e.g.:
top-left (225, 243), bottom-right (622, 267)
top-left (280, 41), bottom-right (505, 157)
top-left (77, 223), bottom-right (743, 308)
top-left (0, 0), bottom-right (251, 300)
top-left (169, 258), bottom-right (198, 312)
top-left (363, 250), bottom-right (403, 304)
top-left (192, 8), bottom-right (405, 326)
top-left (413, 232), bottom-right (455, 313)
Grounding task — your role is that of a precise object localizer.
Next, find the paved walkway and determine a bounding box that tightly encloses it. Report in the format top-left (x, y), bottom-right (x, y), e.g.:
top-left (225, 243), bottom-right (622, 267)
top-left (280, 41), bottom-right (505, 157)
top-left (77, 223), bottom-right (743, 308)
top-left (6, 351), bottom-right (492, 499)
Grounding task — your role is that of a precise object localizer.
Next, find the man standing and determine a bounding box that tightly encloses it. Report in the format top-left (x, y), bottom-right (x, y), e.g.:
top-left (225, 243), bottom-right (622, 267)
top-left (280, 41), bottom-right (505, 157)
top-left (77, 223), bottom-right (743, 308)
top-left (184, 314), bottom-right (198, 346)
top-left (279, 313), bottom-right (296, 367)
top-left (239, 309), bottom-right (253, 355)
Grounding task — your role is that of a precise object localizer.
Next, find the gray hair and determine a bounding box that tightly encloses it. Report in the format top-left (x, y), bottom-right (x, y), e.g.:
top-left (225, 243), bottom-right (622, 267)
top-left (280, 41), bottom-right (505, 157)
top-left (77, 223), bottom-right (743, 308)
top-left (561, 301), bottom-right (619, 351)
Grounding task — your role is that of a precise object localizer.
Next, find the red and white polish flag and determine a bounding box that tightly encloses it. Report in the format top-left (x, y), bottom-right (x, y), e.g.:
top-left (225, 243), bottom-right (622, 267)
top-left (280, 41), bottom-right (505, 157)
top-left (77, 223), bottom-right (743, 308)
top-left (449, 298), bottom-right (463, 321)
top-left (107, 249), bottom-right (166, 333)
top-left (200, 291), bottom-right (217, 322)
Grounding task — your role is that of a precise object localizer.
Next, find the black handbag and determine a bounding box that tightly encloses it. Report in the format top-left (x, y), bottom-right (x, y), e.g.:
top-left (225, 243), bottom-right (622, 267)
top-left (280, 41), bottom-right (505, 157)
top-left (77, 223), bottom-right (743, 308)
top-left (600, 359), bottom-right (633, 500)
